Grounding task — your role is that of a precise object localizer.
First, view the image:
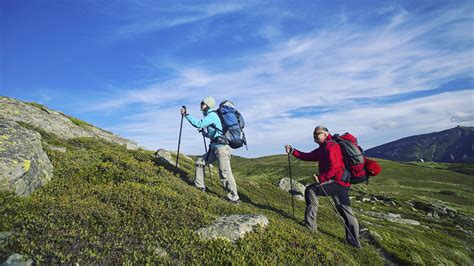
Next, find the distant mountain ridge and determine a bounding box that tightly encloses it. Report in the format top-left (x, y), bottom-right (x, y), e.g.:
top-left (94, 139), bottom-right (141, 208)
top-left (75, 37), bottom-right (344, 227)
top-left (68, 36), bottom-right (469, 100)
top-left (365, 126), bottom-right (474, 163)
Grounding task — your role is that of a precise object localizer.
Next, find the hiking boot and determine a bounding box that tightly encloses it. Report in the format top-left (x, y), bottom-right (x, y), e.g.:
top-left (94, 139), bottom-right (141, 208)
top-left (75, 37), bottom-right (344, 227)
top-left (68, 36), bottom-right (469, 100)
top-left (300, 222), bottom-right (318, 233)
top-left (224, 197), bottom-right (240, 205)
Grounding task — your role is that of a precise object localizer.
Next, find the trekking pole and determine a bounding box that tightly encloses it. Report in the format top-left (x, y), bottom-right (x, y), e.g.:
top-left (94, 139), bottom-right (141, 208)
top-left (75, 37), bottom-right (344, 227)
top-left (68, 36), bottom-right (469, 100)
top-left (176, 105), bottom-right (186, 167)
top-left (287, 153), bottom-right (295, 219)
top-left (318, 181), bottom-right (358, 246)
top-left (202, 135), bottom-right (212, 187)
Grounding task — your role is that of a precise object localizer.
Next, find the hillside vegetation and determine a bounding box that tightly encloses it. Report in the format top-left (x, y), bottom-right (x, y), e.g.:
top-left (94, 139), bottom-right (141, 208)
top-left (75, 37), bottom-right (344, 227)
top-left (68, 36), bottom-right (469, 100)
top-left (1, 123), bottom-right (473, 264)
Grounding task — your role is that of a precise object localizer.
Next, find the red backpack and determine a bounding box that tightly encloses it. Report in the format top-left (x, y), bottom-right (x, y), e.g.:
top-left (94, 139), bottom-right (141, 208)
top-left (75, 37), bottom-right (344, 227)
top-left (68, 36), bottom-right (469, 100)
top-left (332, 133), bottom-right (381, 184)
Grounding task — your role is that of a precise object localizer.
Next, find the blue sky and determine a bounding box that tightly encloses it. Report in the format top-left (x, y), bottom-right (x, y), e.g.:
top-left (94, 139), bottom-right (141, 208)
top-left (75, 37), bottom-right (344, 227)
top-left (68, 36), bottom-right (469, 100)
top-left (1, 0), bottom-right (473, 157)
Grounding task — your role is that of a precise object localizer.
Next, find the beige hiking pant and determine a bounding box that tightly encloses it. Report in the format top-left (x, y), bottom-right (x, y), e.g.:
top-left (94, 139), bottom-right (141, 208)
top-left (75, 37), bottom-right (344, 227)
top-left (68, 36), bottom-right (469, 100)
top-left (195, 145), bottom-right (239, 201)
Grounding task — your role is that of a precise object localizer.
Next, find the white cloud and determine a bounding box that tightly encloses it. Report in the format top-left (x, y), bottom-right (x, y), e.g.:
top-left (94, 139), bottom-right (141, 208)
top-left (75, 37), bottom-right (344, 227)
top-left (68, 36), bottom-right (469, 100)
top-left (450, 111), bottom-right (474, 123)
top-left (88, 3), bottom-right (473, 157)
top-left (111, 2), bottom-right (249, 39)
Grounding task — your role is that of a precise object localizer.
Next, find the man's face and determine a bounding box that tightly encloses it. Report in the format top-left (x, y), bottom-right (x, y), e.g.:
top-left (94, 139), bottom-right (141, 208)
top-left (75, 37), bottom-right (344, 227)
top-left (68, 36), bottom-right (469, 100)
top-left (313, 128), bottom-right (328, 143)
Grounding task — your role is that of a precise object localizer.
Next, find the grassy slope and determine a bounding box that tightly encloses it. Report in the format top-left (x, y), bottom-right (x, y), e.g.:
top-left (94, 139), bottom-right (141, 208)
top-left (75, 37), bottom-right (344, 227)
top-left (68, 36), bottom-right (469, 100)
top-left (232, 155), bottom-right (474, 264)
top-left (1, 125), bottom-right (473, 264)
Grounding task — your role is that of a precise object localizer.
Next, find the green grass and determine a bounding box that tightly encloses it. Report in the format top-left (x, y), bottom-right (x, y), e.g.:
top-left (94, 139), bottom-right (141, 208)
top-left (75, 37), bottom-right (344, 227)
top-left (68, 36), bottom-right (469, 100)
top-left (65, 115), bottom-right (94, 128)
top-left (408, 161), bottom-right (474, 176)
top-left (1, 125), bottom-right (473, 264)
top-left (25, 102), bottom-right (47, 109)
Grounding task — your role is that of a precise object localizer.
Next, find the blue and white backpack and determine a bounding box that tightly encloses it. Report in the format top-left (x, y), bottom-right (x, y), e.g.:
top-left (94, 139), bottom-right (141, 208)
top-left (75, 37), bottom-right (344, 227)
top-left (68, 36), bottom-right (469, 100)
top-left (216, 100), bottom-right (247, 149)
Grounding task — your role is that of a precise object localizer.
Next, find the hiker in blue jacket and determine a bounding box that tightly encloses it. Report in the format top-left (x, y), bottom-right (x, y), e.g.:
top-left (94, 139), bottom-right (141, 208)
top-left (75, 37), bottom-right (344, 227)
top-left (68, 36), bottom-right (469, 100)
top-left (180, 97), bottom-right (240, 204)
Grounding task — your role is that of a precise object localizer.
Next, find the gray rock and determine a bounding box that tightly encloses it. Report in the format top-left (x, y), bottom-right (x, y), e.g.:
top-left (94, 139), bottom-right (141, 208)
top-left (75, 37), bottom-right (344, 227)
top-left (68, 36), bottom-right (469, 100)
top-left (278, 177), bottom-right (305, 201)
top-left (362, 198), bottom-right (371, 203)
top-left (0, 231), bottom-right (12, 244)
top-left (0, 121), bottom-right (53, 196)
top-left (370, 230), bottom-right (382, 240)
top-left (411, 200), bottom-right (457, 218)
top-left (456, 225), bottom-right (474, 236)
top-left (0, 96), bottom-right (137, 150)
top-left (456, 215), bottom-right (474, 227)
top-left (410, 200), bottom-right (473, 226)
top-left (154, 149), bottom-right (174, 165)
top-left (360, 227), bottom-right (382, 240)
top-left (3, 254), bottom-right (33, 266)
top-left (363, 211), bottom-right (420, 225)
top-left (197, 214), bottom-right (269, 242)
top-left (154, 149), bottom-right (194, 167)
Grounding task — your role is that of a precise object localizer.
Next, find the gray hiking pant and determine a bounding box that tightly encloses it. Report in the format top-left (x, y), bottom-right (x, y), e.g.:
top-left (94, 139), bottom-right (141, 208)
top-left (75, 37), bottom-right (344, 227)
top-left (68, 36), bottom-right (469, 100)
top-left (305, 180), bottom-right (361, 248)
top-left (195, 145), bottom-right (239, 201)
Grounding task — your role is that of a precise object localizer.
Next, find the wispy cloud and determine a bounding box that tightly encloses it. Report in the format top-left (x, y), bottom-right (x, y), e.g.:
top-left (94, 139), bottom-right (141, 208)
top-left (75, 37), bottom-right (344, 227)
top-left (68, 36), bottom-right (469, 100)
top-left (85, 2), bottom-right (473, 157)
top-left (107, 2), bottom-right (249, 39)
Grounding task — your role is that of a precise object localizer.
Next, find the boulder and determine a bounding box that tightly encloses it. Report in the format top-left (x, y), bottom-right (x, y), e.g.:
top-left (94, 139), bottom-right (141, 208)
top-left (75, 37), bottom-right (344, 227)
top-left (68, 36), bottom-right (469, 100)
top-left (196, 214), bottom-right (269, 242)
top-left (3, 254), bottom-right (33, 266)
top-left (278, 177), bottom-right (305, 201)
top-left (0, 121), bottom-right (53, 196)
top-left (360, 228), bottom-right (382, 240)
top-left (154, 149), bottom-right (174, 165)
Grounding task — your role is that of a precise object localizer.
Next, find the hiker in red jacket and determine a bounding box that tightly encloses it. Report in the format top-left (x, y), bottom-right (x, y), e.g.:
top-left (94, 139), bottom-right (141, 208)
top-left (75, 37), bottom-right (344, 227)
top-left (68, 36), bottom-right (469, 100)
top-left (285, 126), bottom-right (361, 248)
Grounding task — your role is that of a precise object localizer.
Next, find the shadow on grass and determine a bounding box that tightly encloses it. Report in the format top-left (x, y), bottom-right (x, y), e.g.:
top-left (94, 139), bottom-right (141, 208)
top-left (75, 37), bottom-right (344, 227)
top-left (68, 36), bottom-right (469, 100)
top-left (153, 159), bottom-right (194, 185)
top-left (237, 190), bottom-right (301, 223)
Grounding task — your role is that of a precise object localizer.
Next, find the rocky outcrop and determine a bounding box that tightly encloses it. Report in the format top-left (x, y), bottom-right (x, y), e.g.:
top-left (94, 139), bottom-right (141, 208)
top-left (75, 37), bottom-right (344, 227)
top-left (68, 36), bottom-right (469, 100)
top-left (196, 214), bottom-right (269, 242)
top-left (407, 200), bottom-right (474, 227)
top-left (361, 211), bottom-right (420, 225)
top-left (0, 96), bottom-right (137, 150)
top-left (0, 96), bottom-right (140, 195)
top-left (278, 177), bottom-right (305, 201)
top-left (0, 121), bottom-right (53, 196)
top-left (356, 194), bottom-right (396, 206)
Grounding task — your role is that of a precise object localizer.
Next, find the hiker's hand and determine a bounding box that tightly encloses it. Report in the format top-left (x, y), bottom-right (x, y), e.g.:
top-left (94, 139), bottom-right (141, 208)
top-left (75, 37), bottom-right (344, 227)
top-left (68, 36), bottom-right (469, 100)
top-left (180, 107), bottom-right (187, 116)
top-left (285, 145), bottom-right (293, 154)
top-left (313, 174), bottom-right (320, 184)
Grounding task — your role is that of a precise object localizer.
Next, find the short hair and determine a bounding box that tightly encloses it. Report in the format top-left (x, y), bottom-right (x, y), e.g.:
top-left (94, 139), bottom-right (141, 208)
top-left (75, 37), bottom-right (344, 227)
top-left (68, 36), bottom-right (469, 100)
top-left (315, 126), bottom-right (329, 133)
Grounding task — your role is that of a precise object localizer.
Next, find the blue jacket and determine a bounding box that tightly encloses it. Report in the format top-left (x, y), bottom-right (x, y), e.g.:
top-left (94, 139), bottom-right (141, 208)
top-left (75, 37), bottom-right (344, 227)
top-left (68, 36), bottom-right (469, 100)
top-left (185, 109), bottom-right (224, 149)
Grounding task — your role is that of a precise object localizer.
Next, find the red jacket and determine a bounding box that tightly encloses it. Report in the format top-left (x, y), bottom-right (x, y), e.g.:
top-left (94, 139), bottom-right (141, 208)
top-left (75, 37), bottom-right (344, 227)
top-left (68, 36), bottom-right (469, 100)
top-left (291, 134), bottom-right (349, 187)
